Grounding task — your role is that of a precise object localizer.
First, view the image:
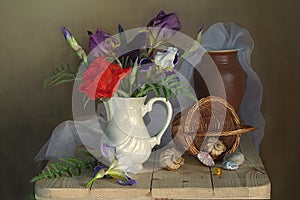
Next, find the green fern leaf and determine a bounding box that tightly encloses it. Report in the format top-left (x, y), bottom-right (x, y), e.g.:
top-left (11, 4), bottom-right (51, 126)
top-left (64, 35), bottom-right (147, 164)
top-left (59, 158), bottom-right (77, 166)
top-left (31, 153), bottom-right (98, 183)
top-left (43, 63), bottom-right (81, 88)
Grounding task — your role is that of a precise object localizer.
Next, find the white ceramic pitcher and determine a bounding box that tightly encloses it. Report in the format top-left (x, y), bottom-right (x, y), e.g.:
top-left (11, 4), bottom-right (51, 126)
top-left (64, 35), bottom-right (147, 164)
top-left (103, 96), bottom-right (172, 172)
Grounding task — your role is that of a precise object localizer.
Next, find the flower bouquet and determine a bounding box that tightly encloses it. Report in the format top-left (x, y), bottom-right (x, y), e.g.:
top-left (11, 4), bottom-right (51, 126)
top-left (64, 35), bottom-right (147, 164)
top-left (44, 10), bottom-right (203, 101)
top-left (40, 10), bottom-right (204, 187)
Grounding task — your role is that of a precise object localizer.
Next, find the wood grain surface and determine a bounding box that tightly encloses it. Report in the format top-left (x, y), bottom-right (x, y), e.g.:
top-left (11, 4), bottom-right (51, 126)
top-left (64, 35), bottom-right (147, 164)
top-left (35, 134), bottom-right (270, 199)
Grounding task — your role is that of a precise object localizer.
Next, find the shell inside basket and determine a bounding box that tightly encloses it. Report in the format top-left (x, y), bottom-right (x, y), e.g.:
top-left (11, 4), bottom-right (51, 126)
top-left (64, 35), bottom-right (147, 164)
top-left (171, 96), bottom-right (256, 160)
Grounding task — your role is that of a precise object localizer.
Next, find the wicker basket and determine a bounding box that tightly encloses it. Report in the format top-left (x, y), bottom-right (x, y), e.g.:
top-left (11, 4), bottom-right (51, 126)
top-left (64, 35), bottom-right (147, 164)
top-left (171, 96), bottom-right (256, 160)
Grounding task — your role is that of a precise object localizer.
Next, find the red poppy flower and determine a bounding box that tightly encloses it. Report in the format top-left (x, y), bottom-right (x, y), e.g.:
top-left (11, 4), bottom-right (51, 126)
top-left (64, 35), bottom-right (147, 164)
top-left (79, 56), bottom-right (131, 100)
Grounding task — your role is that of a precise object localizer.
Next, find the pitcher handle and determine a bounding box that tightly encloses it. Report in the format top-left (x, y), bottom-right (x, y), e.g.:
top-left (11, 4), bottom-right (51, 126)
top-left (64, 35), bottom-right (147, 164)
top-left (143, 97), bottom-right (173, 146)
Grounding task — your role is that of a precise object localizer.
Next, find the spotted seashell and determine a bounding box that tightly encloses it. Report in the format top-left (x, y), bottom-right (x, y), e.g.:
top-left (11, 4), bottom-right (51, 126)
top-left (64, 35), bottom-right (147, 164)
top-left (159, 148), bottom-right (185, 171)
top-left (202, 137), bottom-right (227, 158)
top-left (223, 152), bottom-right (245, 165)
top-left (222, 160), bottom-right (239, 170)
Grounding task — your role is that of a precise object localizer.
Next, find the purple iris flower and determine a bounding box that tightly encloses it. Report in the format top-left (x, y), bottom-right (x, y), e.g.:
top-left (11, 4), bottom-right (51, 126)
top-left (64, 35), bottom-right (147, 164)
top-left (117, 175), bottom-right (137, 186)
top-left (147, 10), bottom-right (181, 41)
top-left (88, 29), bottom-right (116, 57)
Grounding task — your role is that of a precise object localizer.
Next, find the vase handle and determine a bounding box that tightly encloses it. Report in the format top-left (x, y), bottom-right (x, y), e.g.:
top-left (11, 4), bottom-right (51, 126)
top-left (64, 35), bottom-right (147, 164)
top-left (143, 97), bottom-right (173, 146)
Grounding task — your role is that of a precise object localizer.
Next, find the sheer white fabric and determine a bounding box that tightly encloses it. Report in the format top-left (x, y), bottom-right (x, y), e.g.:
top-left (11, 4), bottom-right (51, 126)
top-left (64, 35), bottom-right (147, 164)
top-left (201, 22), bottom-right (265, 151)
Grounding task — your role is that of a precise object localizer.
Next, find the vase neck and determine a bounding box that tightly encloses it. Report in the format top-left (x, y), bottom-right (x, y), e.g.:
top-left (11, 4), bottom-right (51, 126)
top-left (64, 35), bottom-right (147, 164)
top-left (208, 50), bottom-right (239, 65)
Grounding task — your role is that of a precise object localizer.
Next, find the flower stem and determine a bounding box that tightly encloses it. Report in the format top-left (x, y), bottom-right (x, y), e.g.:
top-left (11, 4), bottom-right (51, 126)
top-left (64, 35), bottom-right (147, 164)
top-left (85, 177), bottom-right (97, 188)
top-left (115, 57), bottom-right (122, 67)
top-left (147, 48), bottom-right (153, 56)
top-left (112, 53), bottom-right (123, 67)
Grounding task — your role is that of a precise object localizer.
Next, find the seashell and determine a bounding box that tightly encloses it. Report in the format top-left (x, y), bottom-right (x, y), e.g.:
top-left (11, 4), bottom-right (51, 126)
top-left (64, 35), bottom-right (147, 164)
top-left (159, 148), bottom-right (184, 171)
top-left (197, 151), bottom-right (215, 167)
top-left (223, 152), bottom-right (245, 165)
top-left (222, 160), bottom-right (239, 170)
top-left (202, 137), bottom-right (227, 158)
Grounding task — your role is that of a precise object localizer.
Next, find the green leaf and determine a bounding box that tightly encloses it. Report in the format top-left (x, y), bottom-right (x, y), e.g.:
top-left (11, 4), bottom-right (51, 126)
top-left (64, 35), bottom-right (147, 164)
top-left (107, 170), bottom-right (127, 182)
top-left (46, 166), bottom-right (56, 178)
top-left (161, 87), bottom-right (171, 101)
top-left (146, 69), bottom-right (152, 80)
top-left (68, 156), bottom-right (86, 165)
top-left (49, 163), bottom-right (62, 177)
top-left (107, 159), bottom-right (118, 172)
top-left (168, 81), bottom-right (180, 88)
top-left (59, 158), bottom-right (77, 166)
top-left (31, 154), bottom-right (98, 183)
top-left (151, 84), bottom-right (161, 96)
top-left (124, 56), bottom-right (130, 68)
top-left (44, 64), bottom-right (80, 88)
top-left (129, 58), bottom-right (139, 87)
top-left (117, 88), bottom-right (130, 97)
top-left (182, 90), bottom-right (198, 102)
top-left (83, 95), bottom-right (91, 109)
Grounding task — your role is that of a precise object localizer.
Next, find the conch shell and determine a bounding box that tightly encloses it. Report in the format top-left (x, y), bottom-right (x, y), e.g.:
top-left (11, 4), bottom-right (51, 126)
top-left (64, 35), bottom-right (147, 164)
top-left (202, 137), bottom-right (226, 158)
top-left (159, 148), bottom-right (184, 170)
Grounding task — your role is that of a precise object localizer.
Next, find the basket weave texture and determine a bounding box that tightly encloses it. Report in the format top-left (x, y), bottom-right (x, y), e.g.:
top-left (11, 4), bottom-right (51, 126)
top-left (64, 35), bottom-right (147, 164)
top-left (171, 96), bottom-right (255, 160)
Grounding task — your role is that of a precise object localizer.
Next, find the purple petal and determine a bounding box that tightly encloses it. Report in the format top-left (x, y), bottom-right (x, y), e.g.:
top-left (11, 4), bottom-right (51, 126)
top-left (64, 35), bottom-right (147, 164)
top-left (92, 165), bottom-right (107, 177)
top-left (61, 26), bottom-right (72, 40)
top-left (89, 29), bottom-right (115, 56)
top-left (147, 10), bottom-right (181, 30)
top-left (118, 24), bottom-right (124, 33)
top-left (198, 24), bottom-right (205, 33)
top-left (147, 10), bottom-right (181, 40)
top-left (101, 143), bottom-right (116, 159)
top-left (173, 53), bottom-right (179, 65)
top-left (89, 29), bottom-right (110, 48)
top-left (117, 175), bottom-right (137, 186)
top-left (87, 30), bottom-right (93, 36)
top-left (139, 58), bottom-right (154, 72)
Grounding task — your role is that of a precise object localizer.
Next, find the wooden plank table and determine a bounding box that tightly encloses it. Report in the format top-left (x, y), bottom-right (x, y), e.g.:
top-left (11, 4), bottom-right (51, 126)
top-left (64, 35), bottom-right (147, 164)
top-left (35, 134), bottom-right (271, 199)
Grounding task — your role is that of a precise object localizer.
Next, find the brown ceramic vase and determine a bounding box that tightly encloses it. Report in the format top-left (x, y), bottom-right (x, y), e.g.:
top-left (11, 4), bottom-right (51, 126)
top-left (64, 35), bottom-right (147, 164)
top-left (194, 49), bottom-right (247, 111)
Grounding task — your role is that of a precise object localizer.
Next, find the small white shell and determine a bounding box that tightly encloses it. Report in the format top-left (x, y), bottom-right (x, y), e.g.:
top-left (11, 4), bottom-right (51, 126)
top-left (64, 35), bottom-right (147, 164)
top-left (222, 160), bottom-right (239, 170)
top-left (202, 137), bottom-right (227, 157)
top-left (159, 148), bottom-right (184, 170)
top-left (223, 152), bottom-right (245, 165)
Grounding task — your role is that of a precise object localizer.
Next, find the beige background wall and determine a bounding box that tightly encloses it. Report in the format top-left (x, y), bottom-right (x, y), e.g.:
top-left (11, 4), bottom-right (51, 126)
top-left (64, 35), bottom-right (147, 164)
top-left (0, 0), bottom-right (299, 199)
